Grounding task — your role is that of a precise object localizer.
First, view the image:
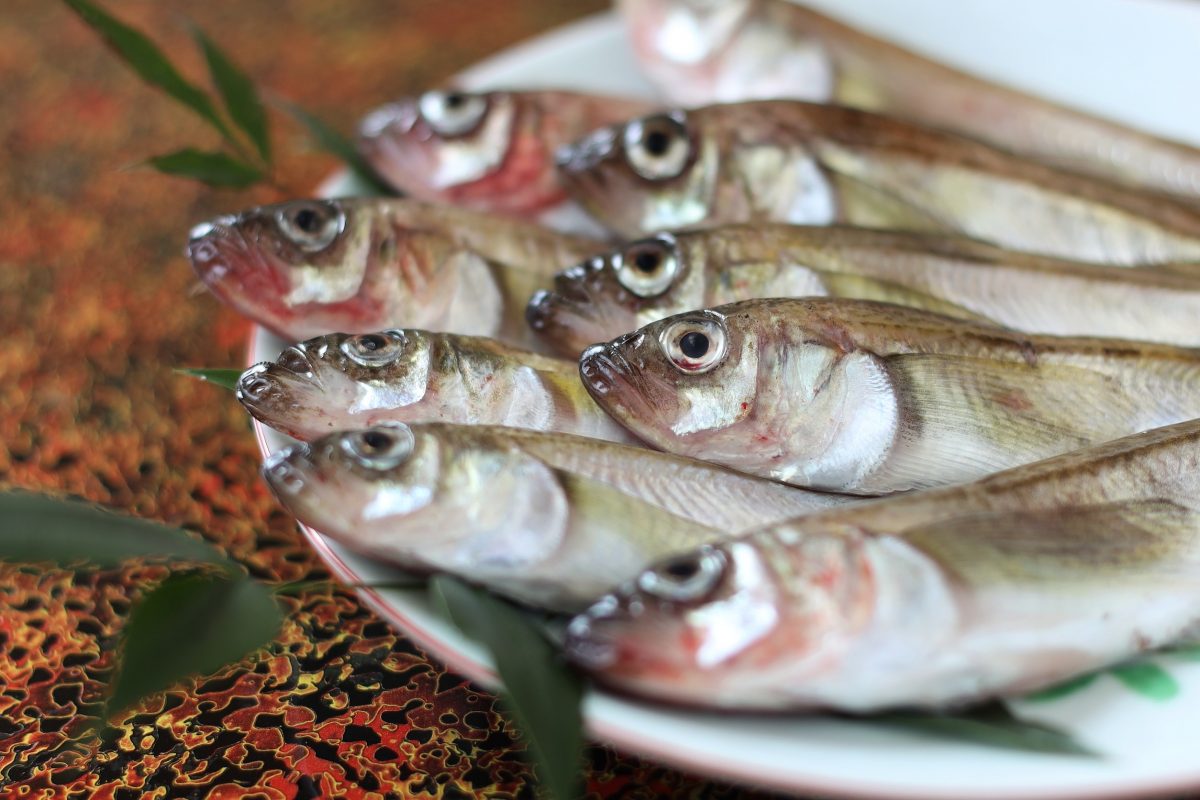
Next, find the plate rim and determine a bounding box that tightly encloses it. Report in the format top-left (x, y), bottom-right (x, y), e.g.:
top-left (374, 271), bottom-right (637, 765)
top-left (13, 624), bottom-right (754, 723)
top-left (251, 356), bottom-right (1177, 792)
top-left (246, 9), bottom-right (1200, 799)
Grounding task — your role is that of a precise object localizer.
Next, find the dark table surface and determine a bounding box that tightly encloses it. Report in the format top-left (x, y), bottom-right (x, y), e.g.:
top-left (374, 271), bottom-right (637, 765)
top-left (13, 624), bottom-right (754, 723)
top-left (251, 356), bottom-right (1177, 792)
top-left (0, 1), bottom-right (779, 797)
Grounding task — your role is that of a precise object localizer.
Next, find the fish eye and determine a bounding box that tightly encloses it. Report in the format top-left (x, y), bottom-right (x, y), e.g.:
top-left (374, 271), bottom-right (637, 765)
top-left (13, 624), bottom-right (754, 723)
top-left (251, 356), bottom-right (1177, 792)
top-left (340, 423), bottom-right (415, 470)
top-left (622, 113), bottom-right (692, 181)
top-left (340, 330), bottom-right (406, 367)
top-left (276, 201), bottom-right (345, 252)
top-left (614, 235), bottom-right (680, 298)
top-left (659, 314), bottom-right (727, 373)
top-left (637, 547), bottom-right (726, 603)
top-left (418, 90), bottom-right (489, 138)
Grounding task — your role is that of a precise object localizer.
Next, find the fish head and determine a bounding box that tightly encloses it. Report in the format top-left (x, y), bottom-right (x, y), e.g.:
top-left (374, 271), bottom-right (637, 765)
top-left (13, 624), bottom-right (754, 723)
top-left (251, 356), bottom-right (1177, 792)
top-left (263, 423), bottom-right (571, 574)
top-left (188, 198), bottom-right (489, 339)
top-left (566, 529), bottom-right (875, 704)
top-left (358, 89), bottom-right (527, 207)
top-left (556, 110), bottom-right (719, 236)
top-left (237, 329), bottom-right (437, 440)
top-left (526, 232), bottom-right (706, 356)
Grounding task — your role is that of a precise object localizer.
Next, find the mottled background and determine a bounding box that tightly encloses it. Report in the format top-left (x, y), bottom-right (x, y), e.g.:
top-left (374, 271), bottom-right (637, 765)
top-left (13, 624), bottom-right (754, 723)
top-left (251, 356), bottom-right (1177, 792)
top-left (0, 1), bottom-right (775, 797)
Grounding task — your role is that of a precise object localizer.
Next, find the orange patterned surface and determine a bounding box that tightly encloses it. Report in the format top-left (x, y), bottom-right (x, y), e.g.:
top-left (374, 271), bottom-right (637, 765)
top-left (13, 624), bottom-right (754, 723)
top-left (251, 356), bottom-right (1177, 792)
top-left (0, 1), bottom-right (774, 797)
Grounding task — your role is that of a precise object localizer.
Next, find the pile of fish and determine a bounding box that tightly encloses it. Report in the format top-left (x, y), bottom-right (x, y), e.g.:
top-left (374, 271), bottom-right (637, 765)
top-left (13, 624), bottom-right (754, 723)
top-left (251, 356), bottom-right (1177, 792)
top-left (188, 0), bottom-right (1200, 715)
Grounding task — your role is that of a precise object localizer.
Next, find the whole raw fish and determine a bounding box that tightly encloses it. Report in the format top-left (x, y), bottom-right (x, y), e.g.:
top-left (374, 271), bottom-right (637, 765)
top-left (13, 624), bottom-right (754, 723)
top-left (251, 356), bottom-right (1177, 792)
top-left (555, 101), bottom-right (1200, 266)
top-left (579, 297), bottom-right (1200, 493)
top-left (567, 418), bottom-right (1200, 711)
top-left (618, 0), bottom-right (1200, 204)
top-left (358, 88), bottom-right (653, 229)
top-left (239, 328), bottom-right (635, 444)
top-left (187, 198), bottom-right (601, 345)
top-left (264, 422), bottom-right (853, 611)
top-left (527, 225), bottom-right (1200, 356)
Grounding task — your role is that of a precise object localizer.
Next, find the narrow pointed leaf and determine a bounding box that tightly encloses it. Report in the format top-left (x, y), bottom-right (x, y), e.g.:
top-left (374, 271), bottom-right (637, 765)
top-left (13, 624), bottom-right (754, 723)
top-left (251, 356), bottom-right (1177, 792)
top-left (106, 572), bottom-right (282, 717)
top-left (277, 101), bottom-right (394, 195)
top-left (868, 702), bottom-right (1098, 757)
top-left (1110, 662), bottom-right (1180, 701)
top-left (431, 576), bottom-right (584, 800)
top-left (176, 367), bottom-right (243, 391)
top-left (192, 27), bottom-right (270, 162)
top-left (147, 149), bottom-right (262, 188)
top-left (62, 0), bottom-right (233, 141)
top-left (0, 491), bottom-right (231, 569)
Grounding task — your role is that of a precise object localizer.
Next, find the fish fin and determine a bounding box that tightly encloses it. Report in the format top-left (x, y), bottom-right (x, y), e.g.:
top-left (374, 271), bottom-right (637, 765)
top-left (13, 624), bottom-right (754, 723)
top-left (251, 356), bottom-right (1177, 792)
top-left (902, 500), bottom-right (1200, 588)
top-left (826, 170), bottom-right (956, 232)
top-left (815, 269), bottom-right (998, 324)
top-left (868, 354), bottom-right (1142, 491)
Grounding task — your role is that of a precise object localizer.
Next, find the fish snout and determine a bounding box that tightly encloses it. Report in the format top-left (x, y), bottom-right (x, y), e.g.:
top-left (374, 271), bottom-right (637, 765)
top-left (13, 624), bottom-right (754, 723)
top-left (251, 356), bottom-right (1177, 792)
top-left (525, 289), bottom-right (556, 332)
top-left (579, 343), bottom-right (629, 397)
top-left (185, 214), bottom-right (242, 284)
top-left (262, 442), bottom-right (313, 497)
top-left (555, 126), bottom-right (618, 175)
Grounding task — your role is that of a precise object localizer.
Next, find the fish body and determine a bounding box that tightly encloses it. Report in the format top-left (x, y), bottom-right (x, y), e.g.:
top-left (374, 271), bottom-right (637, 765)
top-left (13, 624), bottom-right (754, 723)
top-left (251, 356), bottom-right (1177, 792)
top-left (618, 0), bottom-right (1200, 204)
top-left (567, 418), bottom-right (1200, 711)
top-left (579, 297), bottom-right (1200, 493)
top-left (239, 328), bottom-right (635, 444)
top-left (555, 101), bottom-right (1200, 266)
top-left (357, 89), bottom-right (654, 226)
top-left (529, 225), bottom-right (1200, 356)
top-left (264, 422), bottom-right (853, 611)
top-left (187, 198), bottom-right (600, 345)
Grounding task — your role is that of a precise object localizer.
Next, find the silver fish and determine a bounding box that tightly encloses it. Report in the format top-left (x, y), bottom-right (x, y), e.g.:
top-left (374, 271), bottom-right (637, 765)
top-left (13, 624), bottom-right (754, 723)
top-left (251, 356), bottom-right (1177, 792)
top-left (239, 329), bottom-right (634, 444)
top-left (264, 422), bottom-right (853, 611)
top-left (580, 297), bottom-right (1200, 493)
top-left (567, 418), bottom-right (1200, 711)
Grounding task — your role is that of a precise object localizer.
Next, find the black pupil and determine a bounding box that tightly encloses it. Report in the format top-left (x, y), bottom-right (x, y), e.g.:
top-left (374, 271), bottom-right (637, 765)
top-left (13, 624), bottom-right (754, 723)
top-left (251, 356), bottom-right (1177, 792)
top-left (294, 208), bottom-right (322, 233)
top-left (679, 331), bottom-right (709, 359)
top-left (444, 93), bottom-right (466, 109)
top-left (633, 249), bottom-right (661, 273)
top-left (358, 335), bottom-right (386, 352)
top-left (663, 558), bottom-right (701, 582)
top-left (360, 431), bottom-right (392, 452)
top-left (643, 129), bottom-right (671, 156)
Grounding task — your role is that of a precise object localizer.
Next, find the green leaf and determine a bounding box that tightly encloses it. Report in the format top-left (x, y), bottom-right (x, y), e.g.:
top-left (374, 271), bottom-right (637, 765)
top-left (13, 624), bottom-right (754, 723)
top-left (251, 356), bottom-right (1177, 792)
top-left (107, 572), bottom-right (282, 717)
top-left (868, 702), bottom-right (1099, 758)
top-left (147, 149), bottom-right (262, 188)
top-left (277, 101), bottom-right (394, 196)
top-left (1110, 662), bottom-right (1180, 701)
top-left (192, 26), bottom-right (270, 162)
top-left (176, 367), bottom-right (243, 391)
top-left (1167, 644), bottom-right (1200, 662)
top-left (0, 491), bottom-right (232, 570)
top-left (430, 576), bottom-right (584, 800)
top-left (62, 0), bottom-right (233, 142)
top-left (1024, 672), bottom-right (1099, 703)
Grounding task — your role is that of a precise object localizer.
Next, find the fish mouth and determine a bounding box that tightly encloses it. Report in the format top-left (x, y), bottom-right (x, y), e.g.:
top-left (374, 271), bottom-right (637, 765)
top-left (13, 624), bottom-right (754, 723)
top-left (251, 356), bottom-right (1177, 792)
top-left (262, 442), bottom-right (313, 499)
top-left (236, 359), bottom-right (321, 423)
top-left (579, 342), bottom-right (635, 398)
top-left (555, 126), bottom-right (618, 176)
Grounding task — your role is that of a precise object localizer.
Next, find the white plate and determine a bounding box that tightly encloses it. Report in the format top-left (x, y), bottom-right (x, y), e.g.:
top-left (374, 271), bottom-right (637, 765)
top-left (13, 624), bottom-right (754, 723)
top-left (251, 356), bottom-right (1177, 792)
top-left (251, 7), bottom-right (1200, 798)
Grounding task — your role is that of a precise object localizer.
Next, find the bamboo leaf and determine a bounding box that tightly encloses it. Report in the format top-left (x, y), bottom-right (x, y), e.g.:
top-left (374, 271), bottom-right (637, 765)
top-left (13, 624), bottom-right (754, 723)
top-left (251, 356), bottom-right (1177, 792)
top-left (277, 101), bottom-right (394, 195)
top-left (192, 26), bottom-right (271, 162)
top-left (0, 491), bottom-right (232, 570)
top-left (176, 367), bottom-right (243, 392)
top-left (147, 149), bottom-right (262, 188)
top-left (1110, 662), bottom-right (1180, 701)
top-left (431, 576), bottom-right (584, 800)
top-left (62, 0), bottom-right (233, 141)
top-left (867, 702), bottom-right (1099, 758)
top-left (106, 572), bottom-right (282, 717)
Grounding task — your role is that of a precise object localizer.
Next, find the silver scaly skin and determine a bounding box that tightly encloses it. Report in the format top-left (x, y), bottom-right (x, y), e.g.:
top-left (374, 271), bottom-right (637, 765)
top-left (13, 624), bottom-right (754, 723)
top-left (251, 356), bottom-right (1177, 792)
top-left (618, 0), bottom-right (1200, 204)
top-left (567, 418), bottom-right (1200, 712)
top-left (263, 422), bottom-right (854, 611)
top-left (555, 101), bottom-right (1200, 266)
top-left (527, 224), bottom-right (1200, 357)
top-left (579, 297), bottom-right (1200, 493)
top-left (238, 328), bottom-right (636, 444)
top-left (186, 197), bottom-right (603, 344)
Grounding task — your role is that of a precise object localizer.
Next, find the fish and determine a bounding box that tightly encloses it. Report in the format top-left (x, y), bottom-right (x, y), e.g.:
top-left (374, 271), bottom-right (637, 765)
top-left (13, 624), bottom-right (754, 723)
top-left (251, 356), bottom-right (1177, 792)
top-left (357, 88), bottom-right (654, 229)
top-left (263, 422), bottom-right (854, 611)
top-left (186, 197), bottom-right (602, 345)
top-left (554, 101), bottom-right (1200, 266)
top-left (527, 225), bottom-right (1200, 357)
top-left (239, 328), bottom-right (636, 444)
top-left (566, 417), bottom-right (1200, 712)
top-left (617, 0), bottom-right (1200, 204)
top-left (579, 297), bottom-right (1200, 493)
